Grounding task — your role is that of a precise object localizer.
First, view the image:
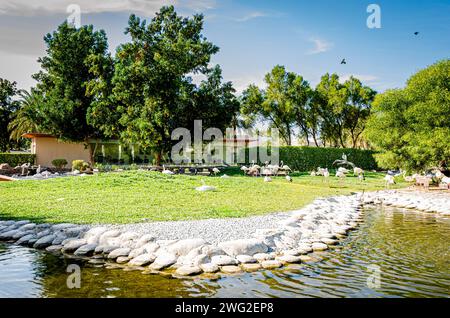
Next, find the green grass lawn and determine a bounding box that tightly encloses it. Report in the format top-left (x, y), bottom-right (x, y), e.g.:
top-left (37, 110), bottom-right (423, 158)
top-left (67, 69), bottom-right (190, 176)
top-left (0, 171), bottom-right (408, 224)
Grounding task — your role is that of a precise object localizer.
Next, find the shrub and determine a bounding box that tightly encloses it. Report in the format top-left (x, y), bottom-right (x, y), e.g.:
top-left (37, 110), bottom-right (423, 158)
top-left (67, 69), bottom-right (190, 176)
top-left (72, 159), bottom-right (90, 171)
top-left (0, 153), bottom-right (36, 167)
top-left (51, 158), bottom-right (68, 170)
top-left (240, 146), bottom-right (378, 171)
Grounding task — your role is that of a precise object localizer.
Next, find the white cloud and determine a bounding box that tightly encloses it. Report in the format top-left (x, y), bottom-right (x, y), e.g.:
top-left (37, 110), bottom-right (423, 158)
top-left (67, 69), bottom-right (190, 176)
top-left (307, 38), bottom-right (333, 54)
top-left (0, 0), bottom-right (216, 16)
top-left (234, 11), bottom-right (268, 22)
top-left (227, 73), bottom-right (267, 95)
top-left (340, 74), bottom-right (378, 83)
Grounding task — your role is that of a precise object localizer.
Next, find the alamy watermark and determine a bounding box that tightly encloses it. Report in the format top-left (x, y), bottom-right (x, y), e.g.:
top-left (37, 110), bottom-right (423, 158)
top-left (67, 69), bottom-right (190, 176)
top-left (66, 264), bottom-right (81, 289)
top-left (367, 4), bottom-right (381, 29)
top-left (67, 4), bottom-right (81, 28)
top-left (171, 120), bottom-right (280, 165)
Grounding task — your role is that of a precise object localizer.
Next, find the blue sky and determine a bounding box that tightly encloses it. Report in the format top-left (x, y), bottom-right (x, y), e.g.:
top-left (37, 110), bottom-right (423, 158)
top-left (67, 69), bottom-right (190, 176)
top-left (0, 0), bottom-right (449, 93)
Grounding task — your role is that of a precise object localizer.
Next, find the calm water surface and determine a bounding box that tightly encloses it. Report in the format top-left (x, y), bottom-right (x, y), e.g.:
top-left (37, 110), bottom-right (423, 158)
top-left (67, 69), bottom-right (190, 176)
top-left (0, 206), bottom-right (449, 298)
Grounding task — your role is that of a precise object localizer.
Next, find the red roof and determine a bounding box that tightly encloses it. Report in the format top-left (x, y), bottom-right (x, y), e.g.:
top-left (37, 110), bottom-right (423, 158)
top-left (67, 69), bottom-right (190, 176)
top-left (22, 133), bottom-right (54, 138)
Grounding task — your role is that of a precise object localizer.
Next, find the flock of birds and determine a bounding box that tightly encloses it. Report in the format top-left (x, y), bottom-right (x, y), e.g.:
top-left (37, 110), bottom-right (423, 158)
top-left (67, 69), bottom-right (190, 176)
top-left (240, 161), bottom-right (292, 183)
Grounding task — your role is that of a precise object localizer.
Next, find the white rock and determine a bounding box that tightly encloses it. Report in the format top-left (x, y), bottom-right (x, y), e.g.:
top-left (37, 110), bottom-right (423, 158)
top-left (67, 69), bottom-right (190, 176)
top-left (218, 239), bottom-right (268, 257)
top-left (167, 238), bottom-right (207, 256)
top-left (128, 253), bottom-right (156, 266)
top-left (33, 235), bottom-right (56, 249)
top-left (107, 247), bottom-right (131, 259)
top-left (62, 239), bottom-right (87, 252)
top-left (312, 242), bottom-right (328, 251)
top-left (74, 243), bottom-right (98, 256)
top-left (175, 265), bottom-right (202, 276)
top-left (261, 260), bottom-right (283, 269)
top-left (236, 255), bottom-right (257, 264)
top-left (150, 252), bottom-right (178, 270)
top-left (200, 263), bottom-right (219, 273)
top-left (211, 255), bottom-right (238, 266)
top-left (253, 253), bottom-right (275, 262)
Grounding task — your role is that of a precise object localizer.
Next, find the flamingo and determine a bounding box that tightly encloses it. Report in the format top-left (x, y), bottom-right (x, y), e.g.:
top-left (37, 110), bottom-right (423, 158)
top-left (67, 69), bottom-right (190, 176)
top-left (338, 167), bottom-right (350, 174)
top-left (162, 165), bottom-right (174, 175)
top-left (317, 167), bottom-right (326, 176)
top-left (384, 174), bottom-right (395, 188)
top-left (402, 171), bottom-right (415, 182)
top-left (358, 173), bottom-right (365, 182)
top-left (353, 167), bottom-right (364, 176)
top-left (264, 176), bottom-right (272, 182)
top-left (195, 180), bottom-right (216, 192)
top-left (323, 168), bottom-right (330, 182)
top-left (336, 170), bottom-right (346, 185)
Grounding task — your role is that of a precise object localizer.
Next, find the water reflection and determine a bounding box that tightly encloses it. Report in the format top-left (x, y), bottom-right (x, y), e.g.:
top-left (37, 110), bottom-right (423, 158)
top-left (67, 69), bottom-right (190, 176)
top-left (0, 206), bottom-right (449, 298)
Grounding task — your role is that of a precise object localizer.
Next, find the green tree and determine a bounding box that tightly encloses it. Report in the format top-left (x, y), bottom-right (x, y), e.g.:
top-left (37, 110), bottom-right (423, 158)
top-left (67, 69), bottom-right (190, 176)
top-left (88, 6), bottom-right (235, 165)
top-left (8, 90), bottom-right (45, 141)
top-left (0, 78), bottom-right (20, 152)
top-left (241, 65), bottom-right (303, 145)
top-left (365, 59), bottom-right (450, 171)
top-left (314, 74), bottom-right (375, 148)
top-left (32, 22), bottom-right (110, 162)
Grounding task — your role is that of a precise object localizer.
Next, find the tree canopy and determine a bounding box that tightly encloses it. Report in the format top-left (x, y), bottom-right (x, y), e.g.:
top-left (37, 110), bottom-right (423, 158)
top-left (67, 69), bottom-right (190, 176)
top-left (0, 78), bottom-right (20, 151)
top-left (88, 6), bottom-right (239, 164)
top-left (240, 67), bottom-right (375, 148)
top-left (365, 59), bottom-right (450, 171)
top-left (32, 22), bottom-right (110, 148)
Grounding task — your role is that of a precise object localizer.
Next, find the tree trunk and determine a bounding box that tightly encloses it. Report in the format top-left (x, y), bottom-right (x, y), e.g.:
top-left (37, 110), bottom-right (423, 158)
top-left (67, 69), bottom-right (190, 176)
top-left (155, 150), bottom-right (162, 167)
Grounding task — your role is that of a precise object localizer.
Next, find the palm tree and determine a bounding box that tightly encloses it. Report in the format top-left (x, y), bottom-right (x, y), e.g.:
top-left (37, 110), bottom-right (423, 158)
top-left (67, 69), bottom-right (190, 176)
top-left (8, 90), bottom-right (44, 141)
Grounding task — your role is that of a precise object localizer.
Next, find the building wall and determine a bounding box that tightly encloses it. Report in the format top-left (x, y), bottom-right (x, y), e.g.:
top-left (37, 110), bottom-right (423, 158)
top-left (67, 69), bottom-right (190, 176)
top-left (33, 137), bottom-right (90, 168)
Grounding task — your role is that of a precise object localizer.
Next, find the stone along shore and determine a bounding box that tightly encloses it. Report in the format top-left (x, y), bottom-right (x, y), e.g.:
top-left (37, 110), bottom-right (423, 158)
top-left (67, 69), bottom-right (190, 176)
top-left (362, 190), bottom-right (450, 216)
top-left (5, 189), bottom-right (447, 278)
top-left (0, 194), bottom-right (364, 277)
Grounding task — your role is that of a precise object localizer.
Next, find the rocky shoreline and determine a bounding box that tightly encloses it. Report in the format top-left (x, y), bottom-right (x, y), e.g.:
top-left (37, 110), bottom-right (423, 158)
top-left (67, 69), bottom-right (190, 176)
top-left (0, 190), bottom-right (448, 278)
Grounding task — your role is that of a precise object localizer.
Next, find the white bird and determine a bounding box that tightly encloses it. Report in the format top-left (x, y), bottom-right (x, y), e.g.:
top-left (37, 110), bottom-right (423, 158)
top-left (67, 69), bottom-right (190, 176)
top-left (212, 167), bottom-right (220, 176)
top-left (402, 171), bottom-right (415, 182)
top-left (162, 165), bottom-right (174, 175)
top-left (264, 176), bottom-right (272, 182)
top-left (316, 167), bottom-right (326, 176)
top-left (195, 180), bottom-right (216, 192)
top-left (441, 176), bottom-right (450, 184)
top-left (358, 173), bottom-right (365, 182)
top-left (353, 167), bottom-right (364, 176)
top-left (384, 174), bottom-right (396, 188)
top-left (36, 165), bottom-right (42, 174)
top-left (282, 165), bottom-right (291, 171)
top-left (286, 175), bottom-right (292, 182)
top-left (338, 167), bottom-right (350, 174)
top-left (310, 171), bottom-right (317, 176)
top-left (336, 170), bottom-right (346, 179)
top-left (41, 171), bottom-right (52, 178)
top-left (323, 168), bottom-right (330, 181)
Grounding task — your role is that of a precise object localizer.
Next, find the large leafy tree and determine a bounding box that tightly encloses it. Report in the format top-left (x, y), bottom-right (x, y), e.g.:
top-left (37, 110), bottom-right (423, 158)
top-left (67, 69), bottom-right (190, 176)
top-left (241, 65), bottom-right (310, 145)
top-left (32, 22), bottom-right (110, 161)
top-left (0, 78), bottom-right (20, 152)
top-left (88, 6), bottom-right (237, 164)
top-left (314, 74), bottom-right (375, 148)
top-left (366, 59), bottom-right (450, 171)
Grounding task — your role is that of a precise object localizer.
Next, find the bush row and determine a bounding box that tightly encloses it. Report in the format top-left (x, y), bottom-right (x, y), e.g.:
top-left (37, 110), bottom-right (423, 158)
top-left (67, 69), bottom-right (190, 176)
top-left (0, 153), bottom-right (36, 167)
top-left (240, 146), bottom-right (378, 171)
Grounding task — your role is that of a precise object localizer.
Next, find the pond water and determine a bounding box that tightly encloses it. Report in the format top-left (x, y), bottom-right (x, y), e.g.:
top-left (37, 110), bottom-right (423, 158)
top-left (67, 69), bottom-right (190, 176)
top-left (0, 206), bottom-right (449, 298)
